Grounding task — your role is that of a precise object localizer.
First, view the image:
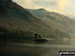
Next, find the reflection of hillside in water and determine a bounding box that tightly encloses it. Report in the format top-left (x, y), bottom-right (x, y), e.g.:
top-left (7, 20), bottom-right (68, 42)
top-left (0, 37), bottom-right (75, 56)
top-left (0, 40), bottom-right (75, 56)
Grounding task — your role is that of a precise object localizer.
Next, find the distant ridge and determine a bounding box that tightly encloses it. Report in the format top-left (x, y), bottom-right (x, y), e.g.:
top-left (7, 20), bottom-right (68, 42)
top-left (29, 8), bottom-right (75, 34)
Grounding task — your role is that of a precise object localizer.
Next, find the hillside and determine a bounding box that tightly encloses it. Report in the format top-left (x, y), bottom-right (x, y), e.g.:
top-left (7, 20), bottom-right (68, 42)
top-left (0, 0), bottom-right (71, 42)
top-left (29, 8), bottom-right (75, 34)
top-left (0, 0), bottom-right (53, 40)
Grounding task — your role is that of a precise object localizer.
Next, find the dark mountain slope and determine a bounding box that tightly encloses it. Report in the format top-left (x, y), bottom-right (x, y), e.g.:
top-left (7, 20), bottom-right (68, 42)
top-left (0, 0), bottom-right (53, 38)
top-left (0, 0), bottom-right (71, 43)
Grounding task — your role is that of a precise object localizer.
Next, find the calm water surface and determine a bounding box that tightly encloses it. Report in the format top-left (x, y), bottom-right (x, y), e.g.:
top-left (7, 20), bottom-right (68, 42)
top-left (0, 37), bottom-right (75, 56)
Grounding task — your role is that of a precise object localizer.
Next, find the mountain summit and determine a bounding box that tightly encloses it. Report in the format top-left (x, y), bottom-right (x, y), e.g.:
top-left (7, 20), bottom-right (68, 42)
top-left (36, 8), bottom-right (47, 11)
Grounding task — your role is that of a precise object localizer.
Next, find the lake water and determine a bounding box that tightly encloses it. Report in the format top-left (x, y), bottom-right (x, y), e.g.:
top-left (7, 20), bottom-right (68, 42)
top-left (0, 37), bottom-right (75, 56)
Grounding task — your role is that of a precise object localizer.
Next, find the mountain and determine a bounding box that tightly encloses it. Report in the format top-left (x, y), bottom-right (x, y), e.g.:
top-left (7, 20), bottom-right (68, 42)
top-left (0, 0), bottom-right (71, 42)
top-left (29, 8), bottom-right (75, 34)
top-left (0, 0), bottom-right (54, 39)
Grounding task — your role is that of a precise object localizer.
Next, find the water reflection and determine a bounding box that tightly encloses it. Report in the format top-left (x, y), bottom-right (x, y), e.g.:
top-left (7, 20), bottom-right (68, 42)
top-left (0, 37), bottom-right (75, 56)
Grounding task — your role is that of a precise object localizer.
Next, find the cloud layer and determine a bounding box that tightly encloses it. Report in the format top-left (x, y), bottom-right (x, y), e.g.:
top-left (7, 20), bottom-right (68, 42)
top-left (57, 0), bottom-right (71, 10)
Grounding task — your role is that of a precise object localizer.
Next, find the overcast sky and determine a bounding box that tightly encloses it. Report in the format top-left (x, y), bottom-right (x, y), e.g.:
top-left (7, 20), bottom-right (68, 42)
top-left (12, 0), bottom-right (75, 18)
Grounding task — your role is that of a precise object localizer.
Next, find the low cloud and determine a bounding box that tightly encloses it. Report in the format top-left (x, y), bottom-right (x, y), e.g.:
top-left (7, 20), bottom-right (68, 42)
top-left (56, 0), bottom-right (72, 10)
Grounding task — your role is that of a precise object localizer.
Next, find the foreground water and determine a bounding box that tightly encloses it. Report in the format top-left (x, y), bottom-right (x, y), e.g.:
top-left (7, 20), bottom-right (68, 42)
top-left (0, 37), bottom-right (75, 56)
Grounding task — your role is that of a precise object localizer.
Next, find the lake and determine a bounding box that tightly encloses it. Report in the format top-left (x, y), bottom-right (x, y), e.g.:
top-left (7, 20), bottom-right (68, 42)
top-left (0, 37), bottom-right (75, 56)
